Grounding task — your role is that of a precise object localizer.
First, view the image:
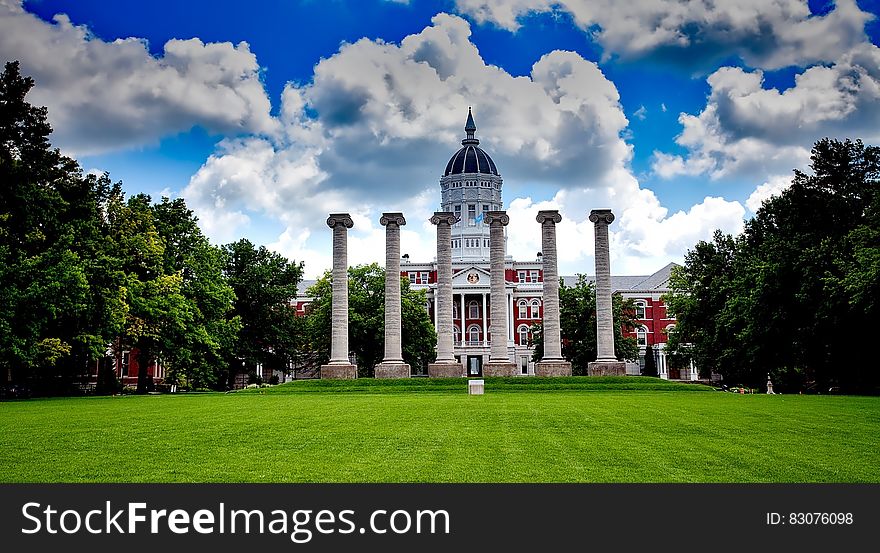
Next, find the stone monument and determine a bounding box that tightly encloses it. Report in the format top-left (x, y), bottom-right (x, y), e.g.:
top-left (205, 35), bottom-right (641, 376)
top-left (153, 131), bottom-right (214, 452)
top-left (535, 210), bottom-right (572, 376)
top-left (587, 209), bottom-right (627, 376)
top-left (428, 212), bottom-right (465, 377)
top-left (320, 213), bottom-right (358, 379)
top-left (375, 213), bottom-right (411, 378)
top-left (483, 211), bottom-right (517, 376)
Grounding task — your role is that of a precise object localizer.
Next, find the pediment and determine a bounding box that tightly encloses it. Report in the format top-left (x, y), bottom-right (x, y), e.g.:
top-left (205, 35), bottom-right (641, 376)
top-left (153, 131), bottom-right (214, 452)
top-left (452, 266), bottom-right (491, 287)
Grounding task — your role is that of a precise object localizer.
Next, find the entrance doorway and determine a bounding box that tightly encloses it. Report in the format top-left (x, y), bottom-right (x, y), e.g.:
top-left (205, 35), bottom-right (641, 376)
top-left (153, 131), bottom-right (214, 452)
top-left (467, 355), bottom-right (482, 377)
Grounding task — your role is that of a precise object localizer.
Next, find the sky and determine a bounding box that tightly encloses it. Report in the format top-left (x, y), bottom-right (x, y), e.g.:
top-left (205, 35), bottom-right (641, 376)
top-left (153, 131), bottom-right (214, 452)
top-left (2, 0), bottom-right (879, 278)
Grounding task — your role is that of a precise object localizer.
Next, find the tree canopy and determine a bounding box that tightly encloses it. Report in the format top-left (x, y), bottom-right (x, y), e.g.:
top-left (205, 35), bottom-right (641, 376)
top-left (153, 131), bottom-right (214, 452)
top-left (665, 138), bottom-right (880, 393)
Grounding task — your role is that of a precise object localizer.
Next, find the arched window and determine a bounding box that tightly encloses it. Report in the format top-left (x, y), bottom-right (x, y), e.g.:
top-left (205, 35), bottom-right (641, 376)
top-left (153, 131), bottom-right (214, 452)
top-left (518, 299), bottom-right (528, 319)
top-left (453, 324), bottom-right (461, 344)
top-left (468, 300), bottom-right (480, 319)
top-left (664, 324), bottom-right (676, 337)
top-left (518, 325), bottom-right (531, 346)
top-left (530, 299), bottom-right (541, 319)
top-left (634, 300), bottom-right (647, 319)
top-left (452, 301), bottom-right (459, 319)
top-left (467, 324), bottom-right (481, 344)
top-left (636, 326), bottom-right (648, 347)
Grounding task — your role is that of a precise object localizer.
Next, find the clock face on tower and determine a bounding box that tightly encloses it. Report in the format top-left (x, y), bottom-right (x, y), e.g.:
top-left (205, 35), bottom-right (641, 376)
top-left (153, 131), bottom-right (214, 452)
top-left (467, 272), bottom-right (480, 284)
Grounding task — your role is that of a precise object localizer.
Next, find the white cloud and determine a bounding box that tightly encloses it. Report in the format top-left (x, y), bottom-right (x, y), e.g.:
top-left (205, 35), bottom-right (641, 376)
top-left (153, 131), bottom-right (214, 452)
top-left (455, 0), bottom-right (874, 70)
top-left (652, 43), bottom-right (880, 181)
top-left (0, 0), bottom-right (277, 155)
top-left (633, 105), bottom-right (647, 120)
top-left (745, 175), bottom-right (792, 212)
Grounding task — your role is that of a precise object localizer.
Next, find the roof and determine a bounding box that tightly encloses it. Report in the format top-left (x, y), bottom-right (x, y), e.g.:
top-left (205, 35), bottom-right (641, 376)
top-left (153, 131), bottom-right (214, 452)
top-left (444, 144), bottom-right (499, 176)
top-left (561, 262), bottom-right (679, 293)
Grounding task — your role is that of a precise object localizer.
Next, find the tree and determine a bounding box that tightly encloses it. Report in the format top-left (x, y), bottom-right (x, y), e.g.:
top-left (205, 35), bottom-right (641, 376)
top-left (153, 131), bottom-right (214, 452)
top-left (304, 263), bottom-right (436, 376)
top-left (152, 197), bottom-right (240, 389)
top-left (642, 344), bottom-right (657, 377)
top-left (665, 138), bottom-right (879, 393)
top-left (222, 239), bottom-right (303, 387)
top-left (531, 275), bottom-right (638, 374)
top-left (0, 61), bottom-right (124, 392)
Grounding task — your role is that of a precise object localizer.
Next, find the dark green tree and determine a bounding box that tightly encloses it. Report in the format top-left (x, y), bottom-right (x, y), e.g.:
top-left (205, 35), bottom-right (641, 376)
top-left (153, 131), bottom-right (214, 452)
top-left (530, 275), bottom-right (638, 374)
top-left (0, 61), bottom-right (124, 392)
top-left (152, 197), bottom-right (240, 389)
top-left (222, 239), bottom-right (303, 387)
top-left (642, 344), bottom-right (657, 377)
top-left (304, 263), bottom-right (436, 376)
top-left (666, 138), bottom-right (879, 393)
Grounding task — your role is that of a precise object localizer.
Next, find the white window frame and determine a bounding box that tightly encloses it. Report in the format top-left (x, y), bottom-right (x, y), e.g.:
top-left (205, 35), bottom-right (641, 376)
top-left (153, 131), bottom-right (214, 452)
top-left (518, 299), bottom-right (529, 319)
top-left (530, 299), bottom-right (541, 319)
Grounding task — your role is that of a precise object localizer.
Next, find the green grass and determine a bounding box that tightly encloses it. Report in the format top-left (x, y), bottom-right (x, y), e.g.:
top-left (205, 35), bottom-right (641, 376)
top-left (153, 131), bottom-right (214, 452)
top-left (1, 377), bottom-right (877, 483)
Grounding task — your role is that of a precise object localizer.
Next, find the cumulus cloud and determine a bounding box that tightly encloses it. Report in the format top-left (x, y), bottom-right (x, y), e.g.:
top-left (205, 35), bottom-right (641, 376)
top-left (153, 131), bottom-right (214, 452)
top-left (745, 175), bottom-right (793, 212)
top-left (176, 13), bottom-right (746, 277)
top-left (455, 0), bottom-right (873, 71)
top-left (651, 43), bottom-right (880, 180)
top-left (0, 0), bottom-right (277, 155)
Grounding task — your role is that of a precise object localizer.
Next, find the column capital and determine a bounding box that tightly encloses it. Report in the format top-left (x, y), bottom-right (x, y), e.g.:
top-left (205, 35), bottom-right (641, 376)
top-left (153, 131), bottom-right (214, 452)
top-left (380, 212), bottom-right (406, 227)
top-left (485, 210), bottom-right (510, 226)
top-left (536, 210), bottom-right (562, 224)
top-left (589, 209), bottom-right (614, 225)
top-left (430, 212), bottom-right (458, 226)
top-left (327, 213), bottom-right (354, 229)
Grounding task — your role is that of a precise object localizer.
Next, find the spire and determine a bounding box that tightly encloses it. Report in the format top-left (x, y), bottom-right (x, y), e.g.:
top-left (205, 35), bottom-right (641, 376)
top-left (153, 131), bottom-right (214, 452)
top-left (462, 107), bottom-right (479, 145)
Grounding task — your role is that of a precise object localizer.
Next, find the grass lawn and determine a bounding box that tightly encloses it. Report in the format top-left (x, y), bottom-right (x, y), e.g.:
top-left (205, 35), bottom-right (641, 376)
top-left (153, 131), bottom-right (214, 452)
top-left (1, 377), bottom-right (877, 483)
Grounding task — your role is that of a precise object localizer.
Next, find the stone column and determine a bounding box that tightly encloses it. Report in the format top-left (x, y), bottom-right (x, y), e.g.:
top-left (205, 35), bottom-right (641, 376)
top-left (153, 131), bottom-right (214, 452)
top-left (320, 213), bottom-right (358, 379)
top-left (587, 209), bottom-right (626, 376)
top-left (376, 213), bottom-right (411, 378)
top-left (428, 212), bottom-right (464, 377)
top-left (483, 211), bottom-right (517, 376)
top-left (535, 210), bottom-right (572, 377)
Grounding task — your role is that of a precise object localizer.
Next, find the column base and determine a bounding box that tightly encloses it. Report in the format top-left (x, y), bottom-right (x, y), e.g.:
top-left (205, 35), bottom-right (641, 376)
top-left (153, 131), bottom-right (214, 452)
top-left (587, 361), bottom-right (627, 376)
top-left (535, 360), bottom-right (572, 377)
top-left (375, 362), bottom-right (411, 379)
top-left (320, 363), bottom-right (358, 379)
top-left (483, 361), bottom-right (518, 377)
top-left (427, 362), bottom-right (464, 378)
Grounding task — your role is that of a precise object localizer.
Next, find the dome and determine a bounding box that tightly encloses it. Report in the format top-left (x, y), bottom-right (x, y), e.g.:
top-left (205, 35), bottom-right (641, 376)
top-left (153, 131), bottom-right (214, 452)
top-left (444, 144), bottom-right (499, 176)
top-left (443, 107), bottom-right (500, 176)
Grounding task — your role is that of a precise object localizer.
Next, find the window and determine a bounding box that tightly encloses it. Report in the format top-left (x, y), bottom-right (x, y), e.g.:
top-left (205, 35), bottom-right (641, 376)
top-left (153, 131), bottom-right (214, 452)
top-left (468, 325), bottom-right (481, 343)
top-left (121, 351), bottom-right (130, 377)
top-left (634, 300), bottom-right (647, 319)
top-left (530, 300), bottom-right (541, 319)
top-left (468, 204), bottom-right (476, 226)
top-left (517, 270), bottom-right (527, 283)
top-left (407, 272), bottom-right (417, 282)
top-left (452, 302), bottom-right (459, 319)
top-left (530, 270), bottom-right (539, 282)
top-left (520, 356), bottom-right (529, 375)
top-left (518, 299), bottom-right (528, 319)
top-left (636, 326), bottom-right (648, 347)
top-left (518, 325), bottom-right (531, 346)
top-left (453, 325), bottom-right (461, 344)
top-left (468, 300), bottom-right (480, 319)
top-left (420, 272), bottom-right (429, 284)
top-left (664, 324), bottom-right (676, 337)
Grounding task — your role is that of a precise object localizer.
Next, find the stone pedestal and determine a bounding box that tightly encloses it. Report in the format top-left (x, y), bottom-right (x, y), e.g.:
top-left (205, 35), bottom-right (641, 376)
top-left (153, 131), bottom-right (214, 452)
top-left (320, 364), bottom-right (358, 379)
top-left (427, 362), bottom-right (464, 378)
top-left (483, 361), bottom-right (517, 377)
top-left (375, 363), bottom-right (411, 379)
top-left (587, 361), bottom-right (627, 376)
top-left (536, 361), bottom-right (573, 377)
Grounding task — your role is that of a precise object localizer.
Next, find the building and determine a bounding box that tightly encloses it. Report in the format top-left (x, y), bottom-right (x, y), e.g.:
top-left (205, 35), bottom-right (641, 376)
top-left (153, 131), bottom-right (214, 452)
top-left (296, 109), bottom-right (690, 379)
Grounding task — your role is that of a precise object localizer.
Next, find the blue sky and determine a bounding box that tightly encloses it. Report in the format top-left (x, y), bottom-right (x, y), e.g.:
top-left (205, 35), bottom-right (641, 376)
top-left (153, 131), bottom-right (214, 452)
top-left (3, 0), bottom-right (879, 276)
